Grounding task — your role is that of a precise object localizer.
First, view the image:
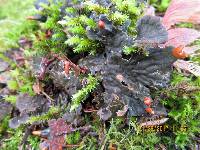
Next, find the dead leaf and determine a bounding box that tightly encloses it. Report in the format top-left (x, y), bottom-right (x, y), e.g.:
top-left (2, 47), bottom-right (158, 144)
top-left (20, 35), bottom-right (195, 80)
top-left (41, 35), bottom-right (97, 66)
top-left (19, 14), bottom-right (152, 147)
top-left (173, 60), bottom-right (200, 76)
top-left (47, 118), bottom-right (72, 150)
top-left (139, 118), bottom-right (169, 127)
top-left (97, 107), bottom-right (112, 121)
top-left (159, 143), bottom-right (167, 150)
top-left (33, 81), bottom-right (43, 94)
top-left (183, 45), bottom-right (200, 55)
top-left (164, 28), bottom-right (200, 47)
top-left (163, 0), bottom-right (200, 29)
top-left (116, 105), bottom-right (128, 117)
top-left (109, 143), bottom-right (117, 150)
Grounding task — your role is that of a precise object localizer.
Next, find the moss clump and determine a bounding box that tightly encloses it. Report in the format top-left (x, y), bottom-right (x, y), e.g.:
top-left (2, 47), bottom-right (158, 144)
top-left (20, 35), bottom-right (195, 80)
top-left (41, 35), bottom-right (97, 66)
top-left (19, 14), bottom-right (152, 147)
top-left (70, 74), bottom-right (99, 111)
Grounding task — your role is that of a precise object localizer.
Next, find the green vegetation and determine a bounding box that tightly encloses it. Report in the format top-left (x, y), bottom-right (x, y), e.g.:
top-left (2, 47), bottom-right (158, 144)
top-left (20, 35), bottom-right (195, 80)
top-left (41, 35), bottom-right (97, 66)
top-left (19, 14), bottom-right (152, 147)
top-left (64, 8), bottom-right (100, 54)
top-left (1, 128), bottom-right (23, 150)
top-left (66, 131), bottom-right (81, 144)
top-left (150, 0), bottom-right (170, 12)
top-left (8, 68), bottom-right (35, 95)
top-left (163, 72), bottom-right (200, 148)
top-left (0, 0), bottom-right (37, 51)
top-left (0, 1), bottom-right (40, 148)
top-left (32, 1), bottom-right (68, 55)
top-left (28, 106), bottom-right (61, 123)
top-left (102, 119), bottom-right (160, 149)
top-left (70, 74), bottom-right (99, 111)
top-left (0, 116), bottom-right (10, 138)
top-left (0, 0), bottom-right (199, 149)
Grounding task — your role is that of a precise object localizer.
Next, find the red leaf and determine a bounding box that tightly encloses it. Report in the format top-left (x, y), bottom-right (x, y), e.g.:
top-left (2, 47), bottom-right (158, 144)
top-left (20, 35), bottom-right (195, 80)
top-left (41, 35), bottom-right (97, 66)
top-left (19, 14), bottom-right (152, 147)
top-left (164, 28), bottom-right (200, 47)
top-left (47, 119), bottom-right (72, 150)
top-left (48, 118), bottom-right (72, 136)
top-left (188, 11), bottom-right (200, 24)
top-left (163, 0), bottom-right (200, 29)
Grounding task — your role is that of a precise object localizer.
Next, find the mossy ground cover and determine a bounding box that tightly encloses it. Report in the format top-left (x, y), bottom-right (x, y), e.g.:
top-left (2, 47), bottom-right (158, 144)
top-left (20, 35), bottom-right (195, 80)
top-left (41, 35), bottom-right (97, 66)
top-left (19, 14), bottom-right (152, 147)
top-left (0, 0), bottom-right (200, 149)
top-left (0, 0), bottom-right (37, 51)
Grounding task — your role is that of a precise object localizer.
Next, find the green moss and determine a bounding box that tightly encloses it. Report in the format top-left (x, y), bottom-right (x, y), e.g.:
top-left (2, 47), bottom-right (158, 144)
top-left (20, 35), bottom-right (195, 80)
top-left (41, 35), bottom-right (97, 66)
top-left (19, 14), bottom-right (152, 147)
top-left (63, 12), bottom-right (100, 54)
top-left (85, 0), bottom-right (143, 34)
top-left (1, 0), bottom-right (200, 149)
top-left (1, 128), bottom-right (23, 150)
top-left (78, 135), bottom-right (98, 150)
top-left (4, 95), bottom-right (17, 105)
top-left (0, 116), bottom-right (10, 139)
top-left (31, 2), bottom-right (68, 55)
top-left (27, 136), bottom-right (40, 150)
top-left (161, 71), bottom-right (200, 148)
top-left (9, 68), bottom-right (35, 95)
top-left (28, 106), bottom-right (60, 123)
top-left (7, 80), bottom-right (18, 90)
top-left (66, 131), bottom-right (81, 144)
top-left (70, 75), bottom-right (99, 111)
top-left (123, 45), bottom-right (137, 55)
top-left (0, 0), bottom-right (37, 51)
top-left (97, 119), bottom-right (161, 150)
top-left (176, 22), bottom-right (194, 28)
top-left (150, 0), bottom-right (170, 12)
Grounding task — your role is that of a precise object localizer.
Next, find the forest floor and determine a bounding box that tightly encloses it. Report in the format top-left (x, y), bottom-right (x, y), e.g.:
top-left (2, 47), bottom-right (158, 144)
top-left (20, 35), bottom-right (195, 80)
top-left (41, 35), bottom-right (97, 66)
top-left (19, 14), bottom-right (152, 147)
top-left (0, 0), bottom-right (200, 150)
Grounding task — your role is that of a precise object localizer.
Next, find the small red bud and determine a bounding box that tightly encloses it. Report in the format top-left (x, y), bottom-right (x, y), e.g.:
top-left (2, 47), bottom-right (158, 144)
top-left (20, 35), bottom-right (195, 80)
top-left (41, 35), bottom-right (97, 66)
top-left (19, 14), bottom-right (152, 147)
top-left (144, 97), bottom-right (151, 101)
top-left (98, 20), bottom-right (105, 29)
top-left (172, 45), bottom-right (188, 59)
top-left (145, 107), bottom-right (154, 114)
top-left (144, 97), bottom-right (151, 106)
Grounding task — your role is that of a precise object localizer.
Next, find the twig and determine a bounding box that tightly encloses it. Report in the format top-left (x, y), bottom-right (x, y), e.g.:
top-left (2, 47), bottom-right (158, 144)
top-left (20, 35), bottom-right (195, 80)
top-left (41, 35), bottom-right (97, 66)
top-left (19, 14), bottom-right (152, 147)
top-left (38, 57), bottom-right (56, 80)
top-left (83, 109), bottom-right (98, 113)
top-left (53, 53), bottom-right (87, 76)
top-left (42, 91), bottom-right (54, 102)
